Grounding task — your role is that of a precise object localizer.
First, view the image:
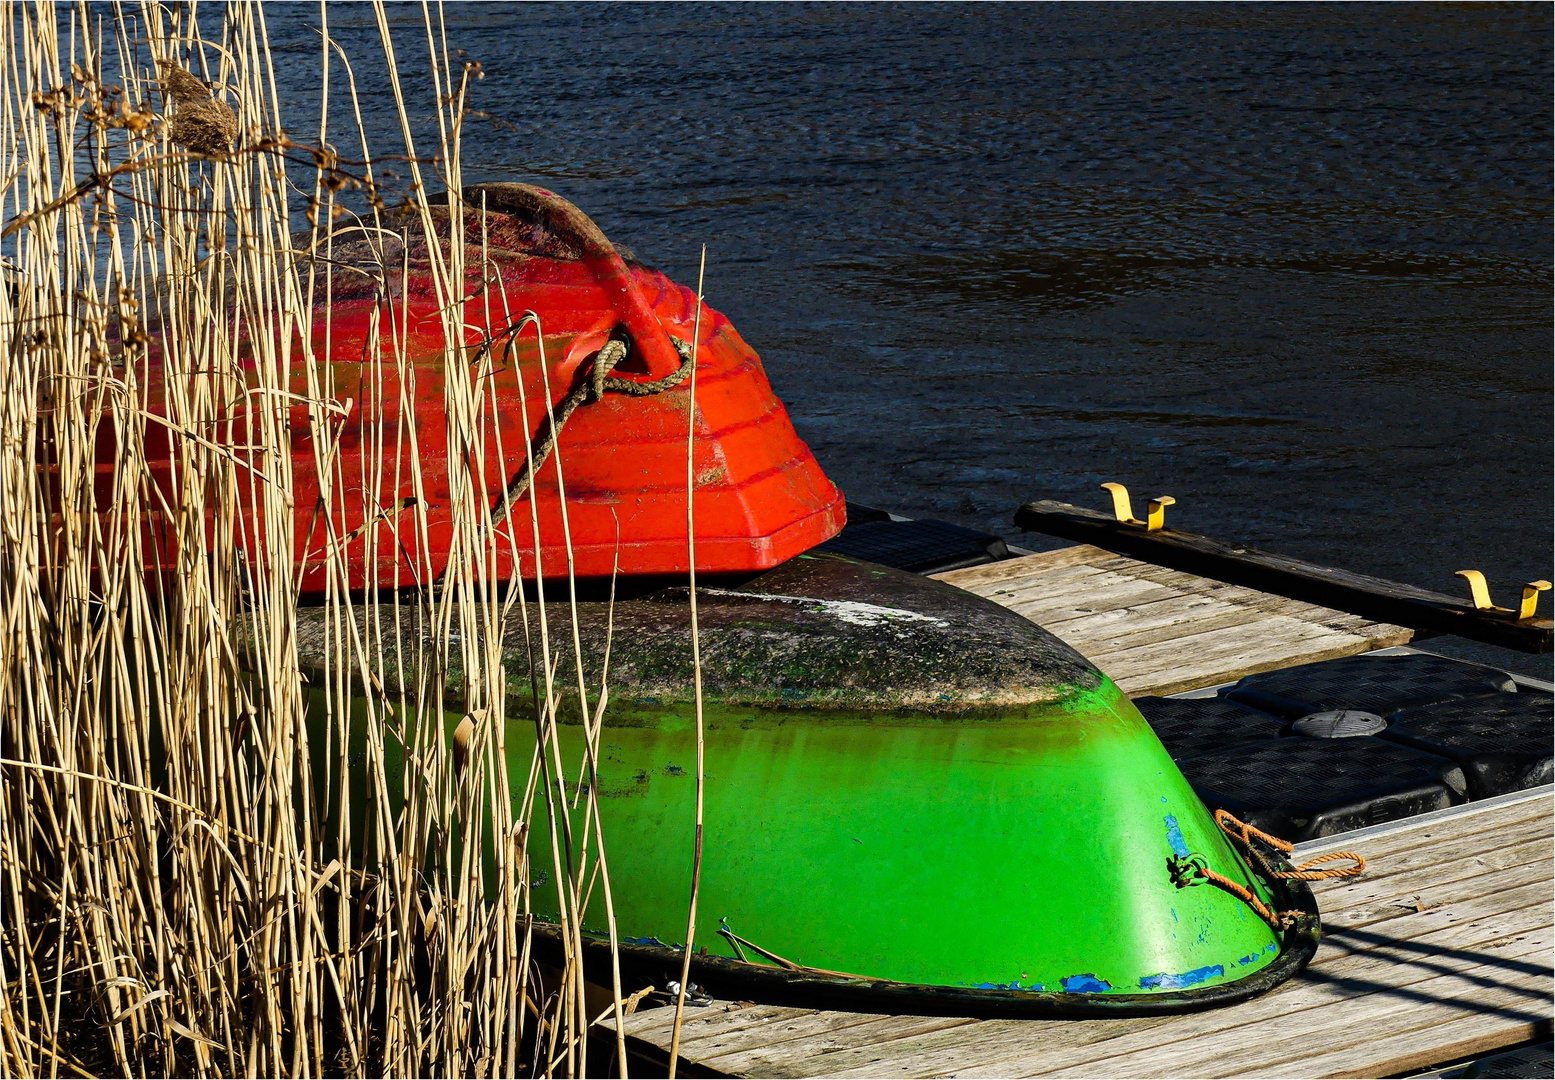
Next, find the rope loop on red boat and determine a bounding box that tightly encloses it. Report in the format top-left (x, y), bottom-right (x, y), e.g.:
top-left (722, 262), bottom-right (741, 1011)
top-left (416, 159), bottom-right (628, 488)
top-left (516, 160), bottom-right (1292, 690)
top-left (493, 331), bottom-right (695, 517)
top-left (1167, 811), bottom-right (1365, 933)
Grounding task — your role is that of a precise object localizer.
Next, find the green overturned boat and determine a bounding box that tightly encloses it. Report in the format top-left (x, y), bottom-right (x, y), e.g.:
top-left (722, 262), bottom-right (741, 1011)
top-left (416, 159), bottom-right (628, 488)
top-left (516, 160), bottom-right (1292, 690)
top-left (328, 553), bottom-right (1318, 1017)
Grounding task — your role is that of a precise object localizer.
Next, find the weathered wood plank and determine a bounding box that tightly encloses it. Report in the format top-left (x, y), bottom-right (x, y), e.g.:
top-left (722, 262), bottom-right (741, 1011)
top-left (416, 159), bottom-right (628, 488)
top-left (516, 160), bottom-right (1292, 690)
top-left (618, 1003), bottom-right (810, 1043)
top-left (939, 910), bottom-right (1554, 1080)
top-left (666, 1008), bottom-right (911, 1062)
top-left (1012, 499), bottom-right (1553, 653)
top-left (935, 544), bottom-right (1409, 695)
top-left (1071, 601), bottom-right (1280, 646)
top-left (1311, 830), bottom-right (1550, 919)
top-left (816, 894), bottom-right (1553, 1080)
top-left (1092, 624), bottom-right (1389, 697)
top-left (935, 546), bottom-right (1122, 585)
top-left (1034, 943), bottom-right (1552, 1078)
top-left (1324, 869), bottom-right (1551, 933)
top-left (1322, 1009), bottom-right (1553, 1080)
top-left (701, 1015), bottom-right (981, 1078)
top-left (971, 571), bottom-right (1185, 623)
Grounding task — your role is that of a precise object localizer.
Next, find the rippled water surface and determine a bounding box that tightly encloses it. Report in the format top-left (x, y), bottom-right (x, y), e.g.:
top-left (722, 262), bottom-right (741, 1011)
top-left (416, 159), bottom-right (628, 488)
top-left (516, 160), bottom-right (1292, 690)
top-left (266, 3), bottom-right (1552, 673)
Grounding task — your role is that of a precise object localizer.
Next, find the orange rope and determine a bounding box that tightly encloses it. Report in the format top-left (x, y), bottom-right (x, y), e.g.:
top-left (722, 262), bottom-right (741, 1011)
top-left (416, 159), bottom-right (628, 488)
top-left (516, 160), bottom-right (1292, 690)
top-left (1278, 849), bottom-right (1367, 881)
top-left (1213, 810), bottom-right (1366, 881)
top-left (1213, 809), bottom-right (1292, 853)
top-left (1165, 810), bottom-right (1370, 932)
top-left (1198, 867), bottom-right (1304, 932)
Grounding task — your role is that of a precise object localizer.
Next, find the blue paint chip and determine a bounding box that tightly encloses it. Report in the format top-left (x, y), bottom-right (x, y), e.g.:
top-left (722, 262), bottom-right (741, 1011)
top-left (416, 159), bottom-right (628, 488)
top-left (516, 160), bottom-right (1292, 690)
top-left (1238, 954), bottom-right (1258, 965)
top-left (1163, 814), bottom-right (1190, 858)
top-left (1161, 796), bottom-right (1168, 803)
top-left (1266, 943), bottom-right (1278, 952)
top-left (976, 980), bottom-right (1040, 991)
top-left (620, 936), bottom-right (669, 948)
top-left (1060, 973), bottom-right (1112, 994)
top-left (1140, 964), bottom-right (1224, 990)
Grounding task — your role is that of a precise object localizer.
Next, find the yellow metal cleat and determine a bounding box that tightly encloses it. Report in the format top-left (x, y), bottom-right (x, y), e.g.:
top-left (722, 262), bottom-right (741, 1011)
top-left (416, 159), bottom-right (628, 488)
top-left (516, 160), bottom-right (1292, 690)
top-left (1456, 571), bottom-right (1552, 620)
top-left (1101, 483), bottom-right (1175, 531)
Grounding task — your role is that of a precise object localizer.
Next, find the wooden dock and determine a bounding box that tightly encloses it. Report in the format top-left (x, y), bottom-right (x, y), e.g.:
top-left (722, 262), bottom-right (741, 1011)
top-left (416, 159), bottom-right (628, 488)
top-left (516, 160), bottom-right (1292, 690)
top-left (933, 545), bottom-right (1413, 697)
top-left (607, 786), bottom-right (1555, 1078)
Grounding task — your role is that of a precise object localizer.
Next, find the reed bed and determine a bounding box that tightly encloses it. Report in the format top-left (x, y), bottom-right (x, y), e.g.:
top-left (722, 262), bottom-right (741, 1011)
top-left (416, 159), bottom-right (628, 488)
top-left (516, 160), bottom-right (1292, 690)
top-left (0, 3), bottom-right (658, 1075)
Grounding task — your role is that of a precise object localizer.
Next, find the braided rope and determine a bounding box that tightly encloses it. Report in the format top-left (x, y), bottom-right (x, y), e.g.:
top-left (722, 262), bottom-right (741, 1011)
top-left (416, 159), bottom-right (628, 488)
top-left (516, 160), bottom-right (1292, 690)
top-left (1213, 810), bottom-right (1366, 881)
top-left (1277, 849), bottom-right (1368, 882)
top-left (493, 333), bottom-right (695, 519)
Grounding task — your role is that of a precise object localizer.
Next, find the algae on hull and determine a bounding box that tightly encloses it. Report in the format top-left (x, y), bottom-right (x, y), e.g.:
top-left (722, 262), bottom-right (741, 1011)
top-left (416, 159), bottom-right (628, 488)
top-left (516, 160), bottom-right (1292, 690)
top-left (292, 552), bottom-right (1104, 723)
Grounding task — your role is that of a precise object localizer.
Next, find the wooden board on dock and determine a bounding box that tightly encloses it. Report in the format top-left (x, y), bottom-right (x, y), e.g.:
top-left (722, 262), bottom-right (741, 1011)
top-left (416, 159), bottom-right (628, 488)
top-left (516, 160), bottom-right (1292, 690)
top-left (606, 786), bottom-right (1555, 1079)
top-left (931, 545), bottom-right (1413, 697)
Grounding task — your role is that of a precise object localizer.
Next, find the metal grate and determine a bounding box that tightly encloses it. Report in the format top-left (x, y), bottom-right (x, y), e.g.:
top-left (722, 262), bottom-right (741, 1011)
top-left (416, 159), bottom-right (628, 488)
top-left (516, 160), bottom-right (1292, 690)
top-left (1133, 696), bottom-right (1286, 762)
top-left (1178, 738), bottom-right (1467, 842)
top-left (813, 515), bottom-right (1007, 574)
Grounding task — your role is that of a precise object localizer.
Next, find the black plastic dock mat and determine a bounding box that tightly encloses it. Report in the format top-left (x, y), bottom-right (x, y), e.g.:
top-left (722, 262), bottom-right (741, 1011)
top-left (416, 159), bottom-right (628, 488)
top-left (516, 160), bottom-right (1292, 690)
top-left (1381, 692), bottom-right (1554, 799)
top-left (1427, 1041), bottom-right (1555, 1079)
top-left (814, 506), bottom-right (1008, 574)
top-left (1221, 652), bottom-right (1517, 720)
top-left (1133, 696), bottom-right (1286, 762)
top-left (1178, 738), bottom-right (1467, 842)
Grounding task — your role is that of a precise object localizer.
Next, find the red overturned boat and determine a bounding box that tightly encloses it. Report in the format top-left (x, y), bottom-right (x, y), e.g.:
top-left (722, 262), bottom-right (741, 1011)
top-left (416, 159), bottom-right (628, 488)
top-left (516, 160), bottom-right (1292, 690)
top-left (131, 183), bottom-right (844, 592)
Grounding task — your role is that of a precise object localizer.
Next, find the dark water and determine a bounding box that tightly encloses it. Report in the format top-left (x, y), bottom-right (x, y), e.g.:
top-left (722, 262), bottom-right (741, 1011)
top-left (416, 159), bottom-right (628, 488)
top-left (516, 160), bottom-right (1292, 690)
top-left (264, 3), bottom-right (1552, 676)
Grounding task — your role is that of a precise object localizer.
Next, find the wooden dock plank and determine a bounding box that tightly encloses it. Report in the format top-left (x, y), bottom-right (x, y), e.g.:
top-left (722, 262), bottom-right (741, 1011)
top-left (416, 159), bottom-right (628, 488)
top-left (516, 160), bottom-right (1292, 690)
top-left (1031, 940), bottom-right (1552, 1079)
top-left (934, 546), bottom-right (1411, 695)
top-left (805, 899), bottom-right (1552, 1079)
top-left (604, 789), bottom-right (1554, 1079)
top-left (699, 1016), bottom-right (981, 1078)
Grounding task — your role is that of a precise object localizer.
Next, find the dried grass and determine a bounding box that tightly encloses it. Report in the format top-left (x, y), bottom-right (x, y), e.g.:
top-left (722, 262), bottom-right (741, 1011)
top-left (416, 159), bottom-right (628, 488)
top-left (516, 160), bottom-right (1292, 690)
top-left (0, 2), bottom-right (635, 1075)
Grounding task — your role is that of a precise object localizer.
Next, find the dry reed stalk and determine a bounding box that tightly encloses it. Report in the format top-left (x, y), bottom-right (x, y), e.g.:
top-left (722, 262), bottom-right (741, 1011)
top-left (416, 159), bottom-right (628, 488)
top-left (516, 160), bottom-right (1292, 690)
top-left (0, 2), bottom-right (627, 1076)
top-left (665, 247), bottom-right (708, 1080)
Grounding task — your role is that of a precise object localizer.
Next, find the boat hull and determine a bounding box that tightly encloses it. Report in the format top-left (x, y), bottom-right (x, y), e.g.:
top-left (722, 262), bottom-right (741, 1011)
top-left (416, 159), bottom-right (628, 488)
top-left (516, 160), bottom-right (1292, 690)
top-left (124, 184), bottom-right (844, 593)
top-left (297, 553), bottom-right (1317, 1012)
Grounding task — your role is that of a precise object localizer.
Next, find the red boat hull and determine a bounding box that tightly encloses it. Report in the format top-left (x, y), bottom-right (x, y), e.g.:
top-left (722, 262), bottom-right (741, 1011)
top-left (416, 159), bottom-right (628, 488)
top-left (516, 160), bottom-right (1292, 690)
top-left (127, 185), bottom-right (844, 592)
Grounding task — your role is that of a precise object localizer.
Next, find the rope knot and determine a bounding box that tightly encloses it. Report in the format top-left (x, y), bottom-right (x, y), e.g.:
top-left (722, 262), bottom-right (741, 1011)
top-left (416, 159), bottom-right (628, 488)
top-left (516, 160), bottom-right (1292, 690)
top-left (1167, 852), bottom-right (1209, 889)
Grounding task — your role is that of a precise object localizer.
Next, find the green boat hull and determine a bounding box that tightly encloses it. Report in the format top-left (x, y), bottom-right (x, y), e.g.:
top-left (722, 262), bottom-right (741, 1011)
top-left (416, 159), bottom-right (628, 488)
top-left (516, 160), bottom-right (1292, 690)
top-left (522, 685), bottom-right (1301, 997)
top-left (298, 553), bottom-right (1317, 1012)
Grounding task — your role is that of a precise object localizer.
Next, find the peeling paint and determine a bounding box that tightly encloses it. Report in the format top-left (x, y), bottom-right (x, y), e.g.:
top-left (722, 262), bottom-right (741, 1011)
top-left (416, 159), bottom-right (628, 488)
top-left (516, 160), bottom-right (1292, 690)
top-left (1163, 814), bottom-right (1190, 858)
top-left (1139, 964), bottom-right (1224, 990)
top-left (1060, 973), bottom-right (1112, 993)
